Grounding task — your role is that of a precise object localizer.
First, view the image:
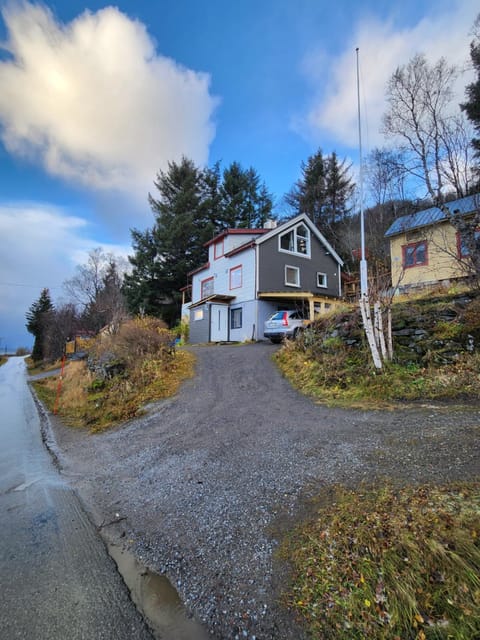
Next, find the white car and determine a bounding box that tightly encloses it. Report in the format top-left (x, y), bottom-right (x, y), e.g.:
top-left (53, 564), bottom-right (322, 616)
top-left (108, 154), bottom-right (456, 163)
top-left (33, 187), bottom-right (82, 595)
top-left (263, 310), bottom-right (309, 343)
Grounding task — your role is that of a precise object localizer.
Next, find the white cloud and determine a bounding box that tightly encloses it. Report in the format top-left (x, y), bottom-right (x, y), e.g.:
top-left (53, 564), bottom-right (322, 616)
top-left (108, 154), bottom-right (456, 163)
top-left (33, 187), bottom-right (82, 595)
top-left (0, 202), bottom-right (130, 349)
top-left (297, 0), bottom-right (478, 151)
top-left (0, 3), bottom-right (218, 198)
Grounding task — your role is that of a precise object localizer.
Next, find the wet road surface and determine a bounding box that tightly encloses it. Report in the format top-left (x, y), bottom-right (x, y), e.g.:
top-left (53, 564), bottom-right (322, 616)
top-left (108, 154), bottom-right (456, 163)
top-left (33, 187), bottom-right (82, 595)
top-left (0, 357), bottom-right (153, 640)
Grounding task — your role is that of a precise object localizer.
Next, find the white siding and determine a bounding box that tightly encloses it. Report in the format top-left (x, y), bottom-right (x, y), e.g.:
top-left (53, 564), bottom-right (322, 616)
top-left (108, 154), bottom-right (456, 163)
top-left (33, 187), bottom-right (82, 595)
top-left (191, 246), bottom-right (257, 304)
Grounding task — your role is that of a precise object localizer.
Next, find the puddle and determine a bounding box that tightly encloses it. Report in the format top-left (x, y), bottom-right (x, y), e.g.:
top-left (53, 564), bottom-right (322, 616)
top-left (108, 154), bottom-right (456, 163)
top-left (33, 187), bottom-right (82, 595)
top-left (108, 544), bottom-right (209, 640)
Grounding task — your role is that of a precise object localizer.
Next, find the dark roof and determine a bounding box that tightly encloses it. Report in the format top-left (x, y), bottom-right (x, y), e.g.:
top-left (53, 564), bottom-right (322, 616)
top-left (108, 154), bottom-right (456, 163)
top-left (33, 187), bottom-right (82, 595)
top-left (385, 194), bottom-right (479, 237)
top-left (204, 228), bottom-right (268, 247)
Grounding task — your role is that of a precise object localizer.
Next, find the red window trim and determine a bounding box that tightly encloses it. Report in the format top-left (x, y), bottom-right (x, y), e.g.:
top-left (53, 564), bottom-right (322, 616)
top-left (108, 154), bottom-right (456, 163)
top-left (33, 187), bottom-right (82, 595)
top-left (201, 276), bottom-right (214, 298)
top-left (214, 239), bottom-right (224, 260)
top-left (229, 264), bottom-right (242, 290)
top-left (456, 228), bottom-right (480, 258)
top-left (402, 240), bottom-right (428, 268)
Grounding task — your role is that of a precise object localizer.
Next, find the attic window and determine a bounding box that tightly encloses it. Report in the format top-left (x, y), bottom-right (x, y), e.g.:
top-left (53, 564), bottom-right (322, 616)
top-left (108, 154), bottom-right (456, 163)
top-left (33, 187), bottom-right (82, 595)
top-left (279, 223), bottom-right (310, 257)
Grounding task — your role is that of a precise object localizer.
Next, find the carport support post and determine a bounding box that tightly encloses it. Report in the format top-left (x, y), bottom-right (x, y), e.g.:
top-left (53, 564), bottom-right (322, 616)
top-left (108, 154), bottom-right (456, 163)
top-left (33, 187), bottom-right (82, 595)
top-left (308, 298), bottom-right (314, 322)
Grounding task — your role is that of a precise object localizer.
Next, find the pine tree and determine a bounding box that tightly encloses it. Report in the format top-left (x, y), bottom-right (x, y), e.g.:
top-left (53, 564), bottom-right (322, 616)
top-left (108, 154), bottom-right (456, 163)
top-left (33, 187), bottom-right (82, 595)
top-left (25, 288), bottom-right (54, 362)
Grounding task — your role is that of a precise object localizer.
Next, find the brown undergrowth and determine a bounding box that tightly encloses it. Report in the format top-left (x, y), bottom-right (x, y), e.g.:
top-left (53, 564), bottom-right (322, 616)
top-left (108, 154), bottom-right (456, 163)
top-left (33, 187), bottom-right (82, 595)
top-left (280, 482), bottom-right (480, 640)
top-left (33, 317), bottom-right (195, 431)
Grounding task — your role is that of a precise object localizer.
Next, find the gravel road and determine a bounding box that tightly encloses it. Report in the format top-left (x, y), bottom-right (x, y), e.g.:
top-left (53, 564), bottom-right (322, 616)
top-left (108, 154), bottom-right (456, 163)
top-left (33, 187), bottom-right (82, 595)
top-left (44, 343), bottom-right (480, 639)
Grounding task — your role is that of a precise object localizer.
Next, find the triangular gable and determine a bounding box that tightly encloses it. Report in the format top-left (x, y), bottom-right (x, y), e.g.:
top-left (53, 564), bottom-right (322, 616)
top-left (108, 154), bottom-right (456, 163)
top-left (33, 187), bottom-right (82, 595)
top-left (255, 213), bottom-right (344, 266)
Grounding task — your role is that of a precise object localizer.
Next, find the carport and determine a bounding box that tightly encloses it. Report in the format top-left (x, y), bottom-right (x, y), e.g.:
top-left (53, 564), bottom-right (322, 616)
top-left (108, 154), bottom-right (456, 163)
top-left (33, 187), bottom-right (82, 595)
top-left (257, 291), bottom-right (338, 319)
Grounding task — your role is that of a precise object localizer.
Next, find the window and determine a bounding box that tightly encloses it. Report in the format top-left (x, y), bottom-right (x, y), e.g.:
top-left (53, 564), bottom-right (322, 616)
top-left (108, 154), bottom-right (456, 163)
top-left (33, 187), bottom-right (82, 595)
top-left (317, 272), bottom-right (327, 288)
top-left (457, 229), bottom-right (480, 258)
top-left (201, 276), bottom-right (214, 298)
top-left (229, 265), bottom-right (242, 290)
top-left (279, 223), bottom-right (310, 257)
top-left (230, 307), bottom-right (242, 329)
top-left (402, 241), bottom-right (428, 268)
top-left (285, 265), bottom-right (300, 287)
top-left (214, 239), bottom-right (224, 260)
top-left (193, 309), bottom-right (204, 321)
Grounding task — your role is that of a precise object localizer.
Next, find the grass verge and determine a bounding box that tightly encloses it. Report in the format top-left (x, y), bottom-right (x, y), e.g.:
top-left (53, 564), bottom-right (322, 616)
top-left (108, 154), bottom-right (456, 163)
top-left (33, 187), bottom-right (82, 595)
top-left (274, 341), bottom-right (480, 409)
top-left (280, 482), bottom-right (480, 640)
top-left (33, 349), bottom-right (195, 432)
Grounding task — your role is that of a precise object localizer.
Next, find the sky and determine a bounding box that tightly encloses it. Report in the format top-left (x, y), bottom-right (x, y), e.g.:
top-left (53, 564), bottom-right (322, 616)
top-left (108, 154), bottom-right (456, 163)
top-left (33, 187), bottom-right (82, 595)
top-left (0, 0), bottom-right (478, 350)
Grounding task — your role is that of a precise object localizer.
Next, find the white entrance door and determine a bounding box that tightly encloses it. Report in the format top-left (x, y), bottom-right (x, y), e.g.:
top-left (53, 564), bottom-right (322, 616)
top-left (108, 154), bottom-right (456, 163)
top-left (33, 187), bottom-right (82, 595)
top-left (210, 304), bottom-right (229, 341)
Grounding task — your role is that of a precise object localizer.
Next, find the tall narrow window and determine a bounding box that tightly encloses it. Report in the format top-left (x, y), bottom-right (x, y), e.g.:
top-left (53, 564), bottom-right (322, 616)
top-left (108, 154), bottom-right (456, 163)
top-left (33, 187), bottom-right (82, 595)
top-left (214, 239), bottom-right (224, 260)
top-left (230, 307), bottom-right (242, 329)
top-left (229, 265), bottom-right (242, 290)
top-left (201, 276), bottom-right (214, 298)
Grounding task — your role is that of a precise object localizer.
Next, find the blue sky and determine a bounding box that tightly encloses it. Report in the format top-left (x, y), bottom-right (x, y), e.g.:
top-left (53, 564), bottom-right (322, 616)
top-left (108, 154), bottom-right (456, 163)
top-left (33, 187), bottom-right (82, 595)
top-left (0, 0), bottom-right (477, 350)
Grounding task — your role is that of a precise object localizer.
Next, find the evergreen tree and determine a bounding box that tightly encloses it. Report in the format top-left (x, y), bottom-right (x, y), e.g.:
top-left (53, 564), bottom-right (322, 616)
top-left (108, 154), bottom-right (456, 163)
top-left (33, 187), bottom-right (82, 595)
top-left (462, 14), bottom-right (480, 165)
top-left (25, 288), bottom-right (54, 362)
top-left (285, 149), bottom-right (355, 238)
top-left (124, 157), bottom-right (212, 320)
top-left (124, 157), bottom-right (274, 322)
top-left (220, 162), bottom-right (273, 228)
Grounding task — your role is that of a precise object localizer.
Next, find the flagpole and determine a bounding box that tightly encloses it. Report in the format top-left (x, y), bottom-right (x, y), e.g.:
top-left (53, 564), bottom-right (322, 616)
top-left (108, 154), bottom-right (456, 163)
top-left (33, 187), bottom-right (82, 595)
top-left (356, 47), bottom-right (368, 298)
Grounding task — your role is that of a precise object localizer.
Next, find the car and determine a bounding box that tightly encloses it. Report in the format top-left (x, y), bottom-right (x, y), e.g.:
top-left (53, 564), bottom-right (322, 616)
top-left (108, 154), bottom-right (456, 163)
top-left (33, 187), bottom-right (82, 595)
top-left (263, 309), bottom-right (309, 343)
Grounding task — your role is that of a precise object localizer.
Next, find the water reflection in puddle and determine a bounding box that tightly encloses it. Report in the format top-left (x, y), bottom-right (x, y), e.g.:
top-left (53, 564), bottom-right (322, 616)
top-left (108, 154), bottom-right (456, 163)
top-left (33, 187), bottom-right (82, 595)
top-left (108, 544), bottom-right (208, 640)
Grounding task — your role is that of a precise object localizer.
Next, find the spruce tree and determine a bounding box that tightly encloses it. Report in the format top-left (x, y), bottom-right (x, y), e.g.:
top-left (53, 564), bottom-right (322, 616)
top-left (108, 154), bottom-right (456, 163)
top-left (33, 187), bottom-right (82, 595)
top-left (26, 288), bottom-right (54, 362)
top-left (461, 14), bottom-right (480, 166)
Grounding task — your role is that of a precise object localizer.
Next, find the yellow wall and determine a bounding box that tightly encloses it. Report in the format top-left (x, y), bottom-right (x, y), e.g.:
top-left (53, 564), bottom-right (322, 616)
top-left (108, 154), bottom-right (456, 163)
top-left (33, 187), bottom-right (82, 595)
top-left (390, 222), bottom-right (470, 288)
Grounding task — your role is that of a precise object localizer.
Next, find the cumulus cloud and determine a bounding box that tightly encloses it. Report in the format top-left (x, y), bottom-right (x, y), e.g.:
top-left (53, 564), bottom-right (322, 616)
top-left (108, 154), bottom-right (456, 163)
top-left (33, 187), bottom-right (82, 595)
top-left (0, 202), bottom-right (130, 348)
top-left (0, 3), bottom-right (218, 197)
top-left (297, 0), bottom-right (478, 150)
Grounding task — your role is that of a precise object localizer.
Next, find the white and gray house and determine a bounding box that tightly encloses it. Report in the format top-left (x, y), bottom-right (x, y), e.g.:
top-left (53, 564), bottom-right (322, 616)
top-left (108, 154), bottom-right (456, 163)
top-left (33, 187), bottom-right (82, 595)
top-left (181, 214), bottom-right (344, 343)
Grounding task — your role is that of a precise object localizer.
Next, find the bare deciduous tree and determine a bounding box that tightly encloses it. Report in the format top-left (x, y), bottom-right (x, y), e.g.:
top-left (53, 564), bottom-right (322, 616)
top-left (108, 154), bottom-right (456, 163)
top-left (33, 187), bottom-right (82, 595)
top-left (382, 54), bottom-right (473, 199)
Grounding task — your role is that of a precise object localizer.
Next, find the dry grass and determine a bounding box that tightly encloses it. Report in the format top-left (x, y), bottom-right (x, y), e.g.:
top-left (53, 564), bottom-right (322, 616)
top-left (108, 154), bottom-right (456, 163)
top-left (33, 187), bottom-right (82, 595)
top-left (33, 317), bottom-right (195, 431)
top-left (280, 482), bottom-right (480, 640)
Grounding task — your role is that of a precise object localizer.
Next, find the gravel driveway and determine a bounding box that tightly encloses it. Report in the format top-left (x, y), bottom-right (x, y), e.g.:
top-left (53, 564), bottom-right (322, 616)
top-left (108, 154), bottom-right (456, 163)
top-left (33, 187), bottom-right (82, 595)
top-left (44, 343), bottom-right (480, 639)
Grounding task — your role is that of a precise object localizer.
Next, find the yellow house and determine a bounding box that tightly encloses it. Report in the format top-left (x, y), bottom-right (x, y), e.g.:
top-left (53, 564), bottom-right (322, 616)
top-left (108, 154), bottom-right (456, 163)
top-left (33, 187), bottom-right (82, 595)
top-left (385, 194), bottom-right (480, 291)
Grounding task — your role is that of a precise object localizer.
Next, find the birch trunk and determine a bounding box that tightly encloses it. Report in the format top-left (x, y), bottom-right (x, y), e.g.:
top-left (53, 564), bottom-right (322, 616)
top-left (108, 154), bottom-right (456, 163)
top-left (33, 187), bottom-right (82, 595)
top-left (359, 296), bottom-right (383, 369)
top-left (374, 301), bottom-right (388, 360)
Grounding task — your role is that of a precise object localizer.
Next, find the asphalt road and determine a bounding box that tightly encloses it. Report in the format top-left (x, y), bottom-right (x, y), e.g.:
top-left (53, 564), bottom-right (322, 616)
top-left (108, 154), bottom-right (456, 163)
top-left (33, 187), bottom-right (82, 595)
top-left (0, 357), bottom-right (153, 640)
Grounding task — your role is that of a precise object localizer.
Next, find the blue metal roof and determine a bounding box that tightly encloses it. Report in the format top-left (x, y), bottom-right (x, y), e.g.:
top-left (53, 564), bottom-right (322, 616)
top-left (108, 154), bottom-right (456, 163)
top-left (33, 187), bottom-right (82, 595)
top-left (385, 194), bottom-right (479, 237)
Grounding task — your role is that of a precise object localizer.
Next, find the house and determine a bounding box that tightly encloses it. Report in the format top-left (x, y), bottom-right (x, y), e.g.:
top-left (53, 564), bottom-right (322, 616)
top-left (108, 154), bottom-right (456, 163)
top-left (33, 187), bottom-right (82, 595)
top-left (181, 214), bottom-right (344, 343)
top-left (385, 194), bottom-right (480, 291)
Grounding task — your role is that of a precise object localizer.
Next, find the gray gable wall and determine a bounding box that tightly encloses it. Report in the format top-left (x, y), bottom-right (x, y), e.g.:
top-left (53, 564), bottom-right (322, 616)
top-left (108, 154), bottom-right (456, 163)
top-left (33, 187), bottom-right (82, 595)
top-left (257, 231), bottom-right (341, 297)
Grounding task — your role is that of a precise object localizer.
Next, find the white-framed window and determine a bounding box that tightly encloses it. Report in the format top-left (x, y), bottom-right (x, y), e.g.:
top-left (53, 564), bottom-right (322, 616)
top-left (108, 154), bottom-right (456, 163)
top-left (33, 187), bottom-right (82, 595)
top-left (317, 272), bottom-right (327, 288)
top-left (229, 265), bottom-right (242, 290)
top-left (279, 223), bottom-right (310, 257)
top-left (230, 307), bottom-right (242, 329)
top-left (285, 265), bottom-right (300, 287)
top-left (193, 309), bottom-right (204, 321)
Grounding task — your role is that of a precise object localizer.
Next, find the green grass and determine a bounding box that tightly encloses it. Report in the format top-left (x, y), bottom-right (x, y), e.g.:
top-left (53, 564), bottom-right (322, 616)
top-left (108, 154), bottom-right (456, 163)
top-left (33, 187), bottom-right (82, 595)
top-left (274, 340), bottom-right (480, 408)
top-left (280, 482), bottom-right (480, 640)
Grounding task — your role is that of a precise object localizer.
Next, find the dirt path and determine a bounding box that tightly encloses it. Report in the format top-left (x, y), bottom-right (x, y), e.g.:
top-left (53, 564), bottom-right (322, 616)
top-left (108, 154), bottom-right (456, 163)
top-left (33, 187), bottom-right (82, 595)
top-left (46, 343), bottom-right (480, 639)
